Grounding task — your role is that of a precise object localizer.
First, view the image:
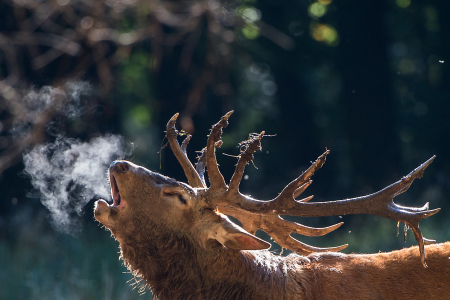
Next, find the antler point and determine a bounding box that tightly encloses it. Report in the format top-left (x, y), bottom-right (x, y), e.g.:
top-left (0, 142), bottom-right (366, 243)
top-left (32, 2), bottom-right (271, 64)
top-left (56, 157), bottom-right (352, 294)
top-left (224, 111), bottom-right (234, 120)
top-left (170, 113), bottom-right (180, 121)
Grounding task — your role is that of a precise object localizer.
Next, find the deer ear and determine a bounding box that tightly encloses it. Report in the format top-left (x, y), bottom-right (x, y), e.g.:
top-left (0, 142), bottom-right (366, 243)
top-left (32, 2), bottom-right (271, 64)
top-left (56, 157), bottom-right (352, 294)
top-left (205, 214), bottom-right (271, 251)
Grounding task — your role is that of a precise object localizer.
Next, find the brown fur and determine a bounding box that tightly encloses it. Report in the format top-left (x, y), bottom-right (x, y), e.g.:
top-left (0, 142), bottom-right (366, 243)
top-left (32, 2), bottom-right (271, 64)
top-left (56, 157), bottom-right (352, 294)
top-left (118, 223), bottom-right (450, 300)
top-left (94, 161), bottom-right (450, 299)
top-left (302, 243), bottom-right (450, 299)
top-left (118, 222), bottom-right (300, 299)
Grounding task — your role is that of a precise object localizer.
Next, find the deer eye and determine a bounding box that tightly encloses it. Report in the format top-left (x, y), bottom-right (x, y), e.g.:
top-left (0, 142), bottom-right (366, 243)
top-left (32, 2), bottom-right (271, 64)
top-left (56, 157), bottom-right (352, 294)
top-left (163, 191), bottom-right (187, 205)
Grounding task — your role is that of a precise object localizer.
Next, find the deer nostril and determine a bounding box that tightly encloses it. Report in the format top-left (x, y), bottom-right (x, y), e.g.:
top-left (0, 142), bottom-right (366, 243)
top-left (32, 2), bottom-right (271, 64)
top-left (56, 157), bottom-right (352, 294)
top-left (111, 161), bottom-right (130, 173)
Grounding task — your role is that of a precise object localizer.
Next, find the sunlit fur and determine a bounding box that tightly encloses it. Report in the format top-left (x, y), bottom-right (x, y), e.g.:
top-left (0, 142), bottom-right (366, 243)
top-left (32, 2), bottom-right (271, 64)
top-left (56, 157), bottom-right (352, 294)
top-left (116, 220), bottom-right (450, 299)
top-left (95, 161), bottom-right (450, 300)
top-left (118, 219), bottom-right (305, 299)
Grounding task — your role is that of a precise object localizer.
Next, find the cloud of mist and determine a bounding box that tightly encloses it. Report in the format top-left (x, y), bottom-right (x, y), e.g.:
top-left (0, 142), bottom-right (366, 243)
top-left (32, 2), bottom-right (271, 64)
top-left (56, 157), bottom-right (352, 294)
top-left (24, 136), bottom-right (128, 235)
top-left (21, 82), bottom-right (131, 235)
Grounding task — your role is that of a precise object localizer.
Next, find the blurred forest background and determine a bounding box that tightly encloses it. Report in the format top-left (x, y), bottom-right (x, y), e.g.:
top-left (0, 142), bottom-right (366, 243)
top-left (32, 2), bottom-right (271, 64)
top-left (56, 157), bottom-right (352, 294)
top-left (1, 0), bottom-right (449, 298)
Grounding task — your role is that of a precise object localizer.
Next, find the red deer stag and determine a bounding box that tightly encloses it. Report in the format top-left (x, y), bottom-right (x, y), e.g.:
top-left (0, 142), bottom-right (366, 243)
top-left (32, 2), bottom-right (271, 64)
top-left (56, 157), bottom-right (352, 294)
top-left (94, 111), bottom-right (450, 299)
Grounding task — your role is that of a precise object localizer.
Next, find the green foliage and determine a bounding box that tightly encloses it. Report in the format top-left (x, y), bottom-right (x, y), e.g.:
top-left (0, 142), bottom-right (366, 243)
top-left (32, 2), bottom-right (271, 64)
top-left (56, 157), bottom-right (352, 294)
top-left (129, 105), bottom-right (152, 128)
top-left (119, 51), bottom-right (153, 97)
top-left (241, 23), bottom-right (260, 40)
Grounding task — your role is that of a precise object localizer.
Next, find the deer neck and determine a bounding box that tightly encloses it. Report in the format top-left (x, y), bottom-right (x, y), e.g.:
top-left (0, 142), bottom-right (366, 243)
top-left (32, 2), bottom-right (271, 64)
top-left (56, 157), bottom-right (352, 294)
top-left (117, 227), bottom-right (306, 299)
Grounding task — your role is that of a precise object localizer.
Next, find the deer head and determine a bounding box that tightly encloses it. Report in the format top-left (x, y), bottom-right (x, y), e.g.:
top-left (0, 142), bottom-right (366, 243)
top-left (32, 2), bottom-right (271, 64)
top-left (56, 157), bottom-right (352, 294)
top-left (94, 111), bottom-right (439, 272)
top-left (94, 159), bottom-right (270, 255)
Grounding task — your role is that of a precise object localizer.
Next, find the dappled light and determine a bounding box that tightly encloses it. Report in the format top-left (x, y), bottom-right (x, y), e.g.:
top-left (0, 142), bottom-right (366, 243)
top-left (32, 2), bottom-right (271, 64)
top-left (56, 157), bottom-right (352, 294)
top-left (241, 6), bottom-right (262, 23)
top-left (308, 2), bottom-right (327, 19)
top-left (130, 105), bottom-right (152, 128)
top-left (242, 23), bottom-right (260, 40)
top-left (318, 0), bottom-right (333, 5)
top-left (396, 0), bottom-right (411, 9)
top-left (310, 23), bottom-right (339, 46)
top-left (424, 6), bottom-right (440, 32)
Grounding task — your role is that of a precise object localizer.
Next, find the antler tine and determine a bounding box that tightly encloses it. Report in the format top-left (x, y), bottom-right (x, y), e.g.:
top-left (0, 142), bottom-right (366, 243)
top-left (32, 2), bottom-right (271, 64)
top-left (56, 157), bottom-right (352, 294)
top-left (273, 234), bottom-right (348, 256)
top-left (195, 148), bottom-right (207, 187)
top-left (205, 111), bottom-right (233, 190)
top-left (265, 216), bottom-right (345, 240)
top-left (181, 134), bottom-right (192, 154)
top-left (277, 150), bottom-right (329, 208)
top-left (166, 113), bottom-right (206, 188)
top-left (219, 205), bottom-right (347, 254)
top-left (228, 131), bottom-right (265, 192)
top-left (196, 140), bottom-right (225, 188)
top-left (294, 180), bottom-right (313, 199)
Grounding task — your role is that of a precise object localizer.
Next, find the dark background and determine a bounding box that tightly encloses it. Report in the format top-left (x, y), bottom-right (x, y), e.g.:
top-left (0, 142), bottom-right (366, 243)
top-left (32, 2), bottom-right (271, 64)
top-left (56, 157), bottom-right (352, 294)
top-left (1, 0), bottom-right (449, 298)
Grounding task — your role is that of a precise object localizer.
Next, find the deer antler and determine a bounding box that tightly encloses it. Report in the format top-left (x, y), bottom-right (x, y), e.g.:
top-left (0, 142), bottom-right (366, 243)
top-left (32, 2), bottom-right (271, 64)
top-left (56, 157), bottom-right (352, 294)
top-left (218, 129), bottom-right (348, 255)
top-left (167, 113), bottom-right (346, 254)
top-left (166, 112), bottom-right (439, 266)
top-left (166, 113), bottom-right (205, 188)
top-left (228, 150), bottom-right (437, 265)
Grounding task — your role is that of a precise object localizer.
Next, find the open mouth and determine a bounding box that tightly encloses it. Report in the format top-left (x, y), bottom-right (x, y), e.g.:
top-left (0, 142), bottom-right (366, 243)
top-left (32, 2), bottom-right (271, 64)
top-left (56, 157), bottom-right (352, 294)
top-left (110, 173), bottom-right (122, 207)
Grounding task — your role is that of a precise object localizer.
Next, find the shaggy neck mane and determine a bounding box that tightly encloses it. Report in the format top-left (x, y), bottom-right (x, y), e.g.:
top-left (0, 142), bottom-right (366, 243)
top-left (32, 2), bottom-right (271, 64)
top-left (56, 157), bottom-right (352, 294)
top-left (116, 223), bottom-right (302, 300)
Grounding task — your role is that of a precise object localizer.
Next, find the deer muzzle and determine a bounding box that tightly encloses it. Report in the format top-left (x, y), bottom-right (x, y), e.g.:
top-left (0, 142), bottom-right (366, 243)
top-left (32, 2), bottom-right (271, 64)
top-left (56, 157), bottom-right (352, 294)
top-left (94, 161), bottom-right (131, 221)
